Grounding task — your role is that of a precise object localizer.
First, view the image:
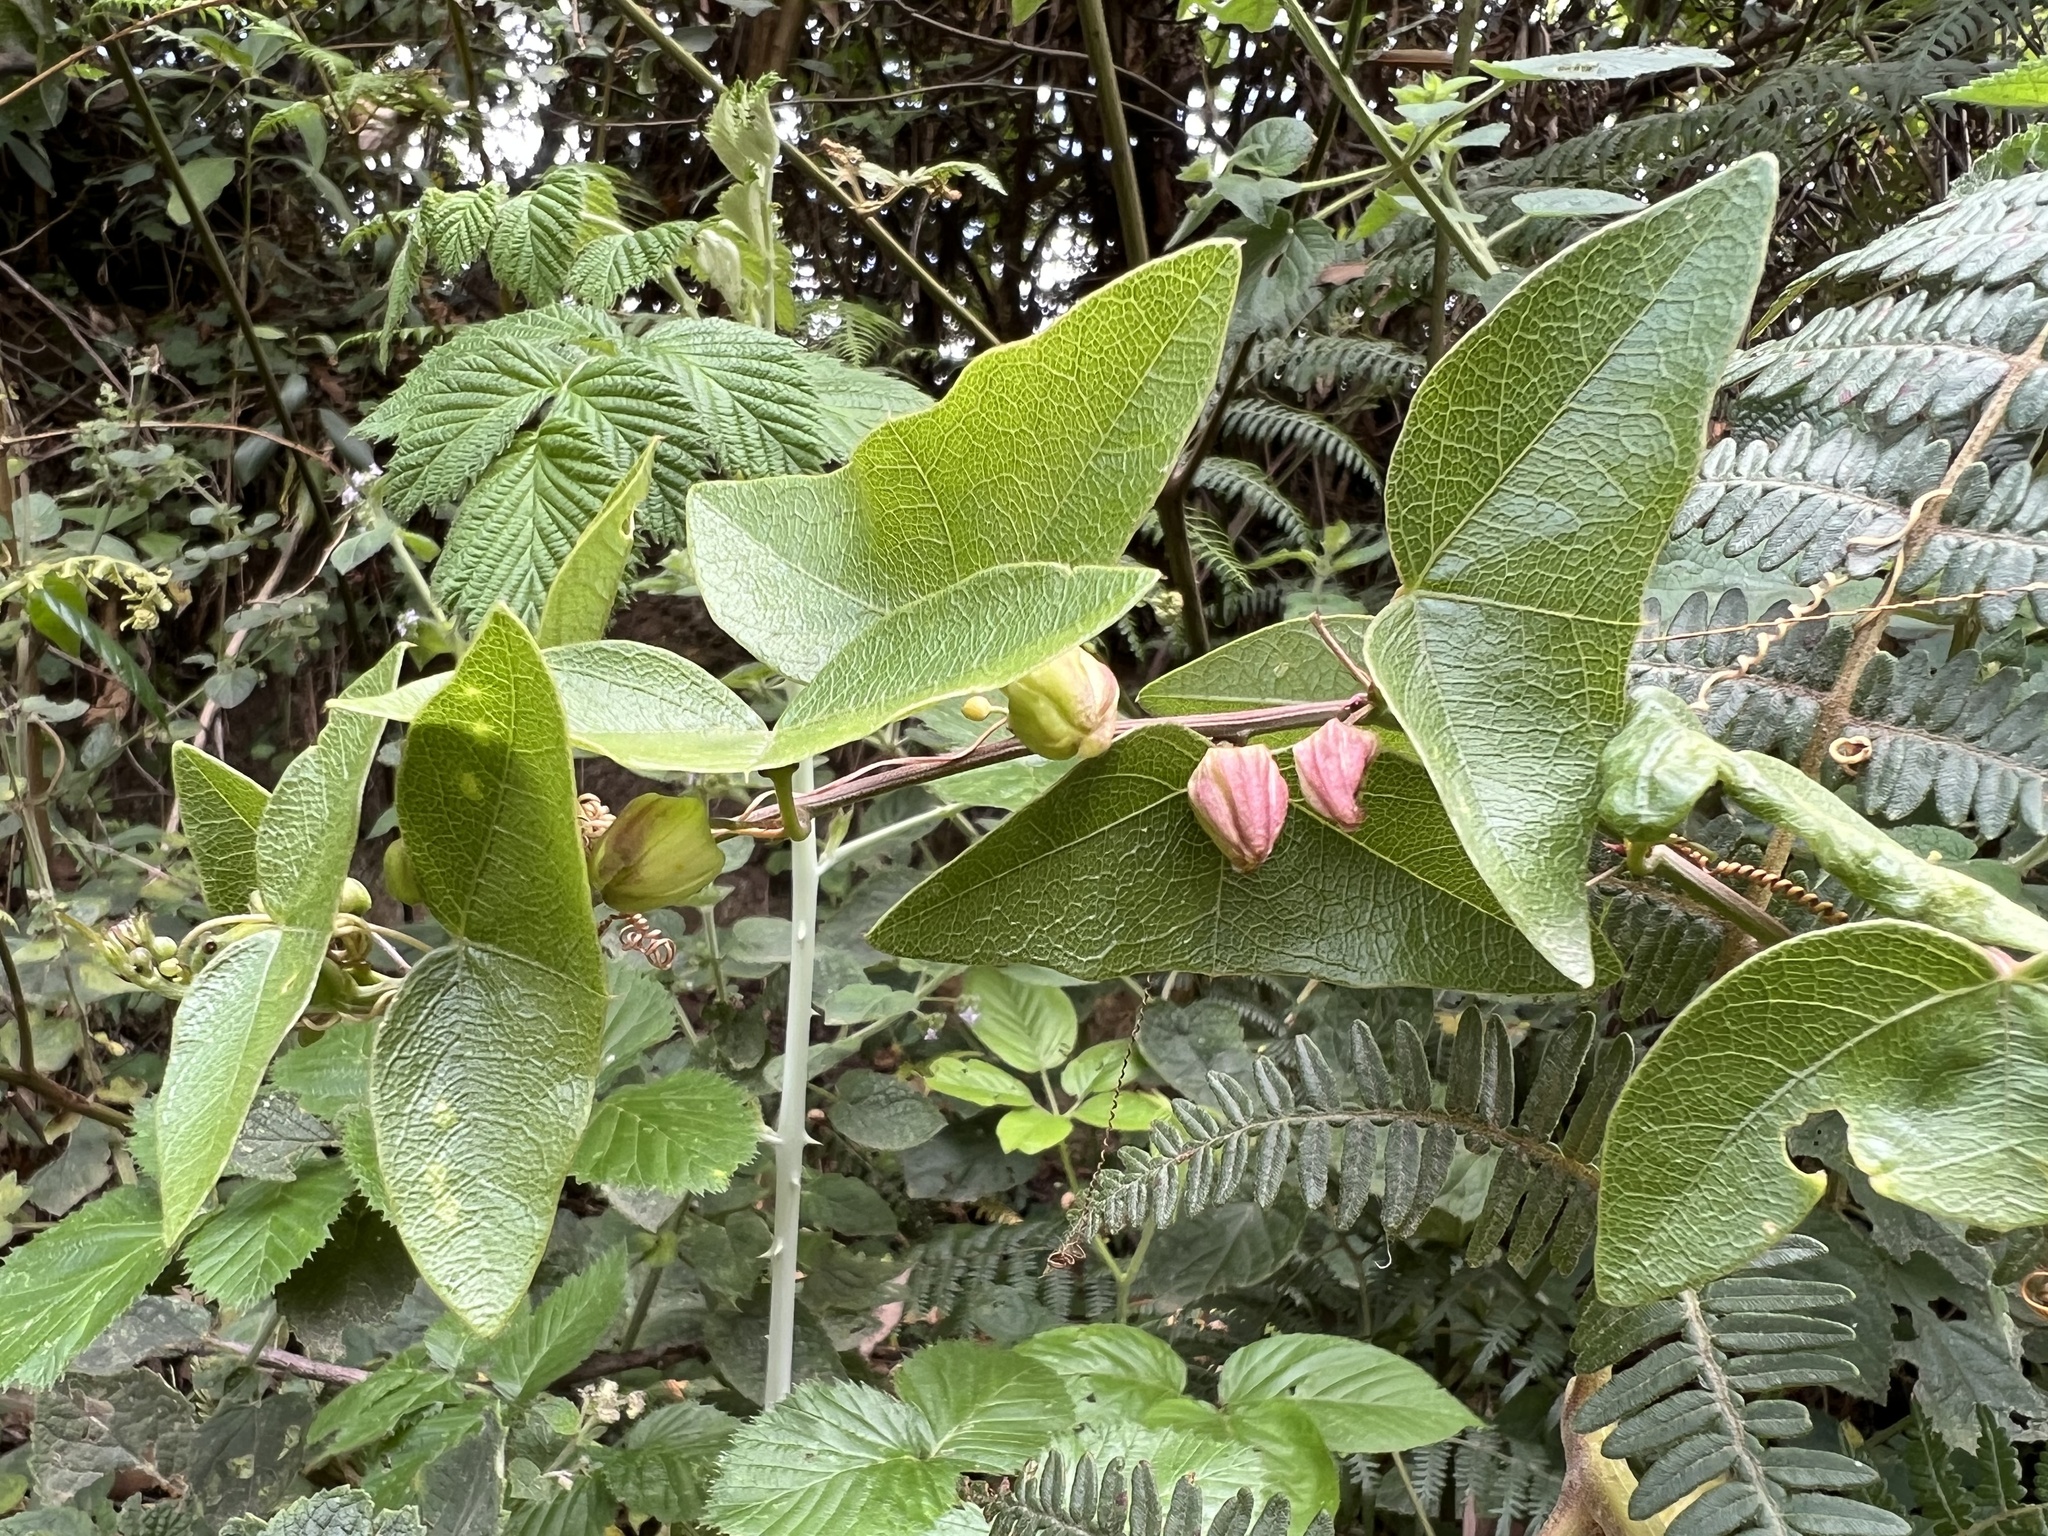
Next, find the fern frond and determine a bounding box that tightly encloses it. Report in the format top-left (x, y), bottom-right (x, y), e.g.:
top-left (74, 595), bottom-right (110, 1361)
top-left (1078, 1020), bottom-right (1629, 1274)
top-left (1185, 513), bottom-right (1253, 592)
top-left (1219, 399), bottom-right (1380, 484)
top-left (1728, 281), bottom-right (2048, 433)
top-left (1573, 1239), bottom-right (1908, 1536)
top-left (1797, 169), bottom-right (2048, 299)
top-left (1193, 457), bottom-right (1310, 545)
top-left (798, 299), bottom-right (916, 367)
top-left (1246, 334), bottom-right (1423, 399)
top-left (991, 1454), bottom-right (1318, 1536)
top-left (1596, 883), bottom-right (1725, 1021)
top-left (1634, 590), bottom-right (2048, 837)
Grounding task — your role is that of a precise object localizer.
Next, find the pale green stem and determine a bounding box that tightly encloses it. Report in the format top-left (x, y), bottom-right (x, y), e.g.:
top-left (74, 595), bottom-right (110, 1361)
top-left (1392, 1450), bottom-right (1434, 1532)
top-left (815, 802), bottom-right (959, 876)
top-left (762, 756), bottom-right (818, 1407)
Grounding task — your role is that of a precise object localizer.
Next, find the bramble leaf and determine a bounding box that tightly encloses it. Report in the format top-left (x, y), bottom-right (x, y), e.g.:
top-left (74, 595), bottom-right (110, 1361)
top-left (183, 1156), bottom-right (355, 1310)
top-left (571, 1070), bottom-right (763, 1195)
top-left (0, 1185), bottom-right (169, 1389)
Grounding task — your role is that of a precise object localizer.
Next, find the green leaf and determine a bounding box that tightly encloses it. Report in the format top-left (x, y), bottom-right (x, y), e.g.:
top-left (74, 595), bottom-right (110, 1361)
top-left (894, 1341), bottom-right (1074, 1472)
top-left (1362, 157), bottom-right (1775, 986)
top-left (435, 418), bottom-right (616, 629)
top-left (268, 1019), bottom-right (372, 1121)
top-left (636, 317), bottom-right (829, 477)
top-left (1137, 615), bottom-right (1372, 714)
top-left (169, 744), bottom-right (268, 915)
top-left (687, 242), bottom-right (1239, 680)
top-left (1142, 1199), bottom-right (1303, 1305)
top-left (570, 1069), bottom-right (763, 1195)
top-left (536, 441), bottom-right (654, 648)
top-left (826, 1070), bottom-right (944, 1151)
top-left (1218, 1333), bottom-right (1482, 1453)
top-left (309, 1349), bottom-right (464, 1457)
top-left (1598, 919), bottom-right (2048, 1304)
top-left (157, 647), bottom-right (401, 1241)
top-left (1932, 58), bottom-right (2048, 107)
top-left (705, 1379), bottom-right (959, 1536)
top-left (871, 726), bottom-right (1579, 994)
top-left (333, 641), bottom-right (771, 776)
top-left (763, 564), bottom-right (1154, 765)
top-left (958, 966), bottom-right (1077, 1073)
top-left (166, 156), bottom-right (237, 225)
top-left (1060, 1040), bottom-right (1136, 1099)
top-left (0, 1186), bottom-right (169, 1390)
top-left (801, 1173), bottom-right (900, 1236)
top-left (371, 611), bottom-right (607, 1334)
top-left (609, 1403), bottom-right (738, 1524)
top-left (1476, 44), bottom-right (1729, 80)
top-left (1013, 1323), bottom-right (1186, 1422)
top-left (1070, 1088), bottom-right (1170, 1129)
top-left (995, 1106), bottom-right (1074, 1154)
top-left (921, 1054), bottom-right (1037, 1108)
top-left (182, 1156), bottom-right (355, 1311)
top-left (1222, 1400), bottom-right (1338, 1534)
top-left (481, 1246), bottom-right (626, 1403)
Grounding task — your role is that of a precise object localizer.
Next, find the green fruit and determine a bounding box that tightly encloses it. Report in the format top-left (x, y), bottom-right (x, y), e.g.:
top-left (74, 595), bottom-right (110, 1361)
top-left (588, 793), bottom-right (723, 911)
top-left (338, 877), bottom-right (373, 915)
top-left (383, 837), bottom-right (427, 906)
top-left (1004, 647), bottom-right (1120, 760)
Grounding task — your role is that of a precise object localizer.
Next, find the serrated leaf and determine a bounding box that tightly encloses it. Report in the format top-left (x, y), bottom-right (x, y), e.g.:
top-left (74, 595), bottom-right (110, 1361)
top-left (958, 966), bottom-right (1077, 1073)
top-left (1217, 1333), bottom-right (1481, 1454)
top-left (1934, 59), bottom-right (2048, 108)
top-left (894, 1341), bottom-right (1073, 1472)
top-left (1013, 1323), bottom-right (1187, 1422)
top-left (536, 441), bottom-right (653, 648)
top-left (170, 745), bottom-right (268, 915)
top-left (1363, 156), bottom-right (1775, 985)
top-left (309, 1349), bottom-right (464, 1458)
top-left (0, 1187), bottom-right (169, 1390)
top-left (333, 641), bottom-right (771, 775)
top-left (570, 1069), bottom-right (762, 1195)
top-left (435, 418), bottom-right (616, 629)
top-left (370, 611), bottom-right (607, 1334)
top-left (157, 648), bottom-right (401, 1241)
top-left (871, 725), bottom-right (1578, 993)
top-left (637, 316), bottom-right (828, 477)
top-left (183, 1156), bottom-right (355, 1310)
top-left (688, 242), bottom-right (1238, 680)
top-left (764, 563), bottom-right (1154, 765)
top-left (706, 1379), bottom-right (958, 1536)
top-left (268, 1020), bottom-right (372, 1121)
top-left (609, 1403), bottom-right (738, 1524)
top-left (1599, 920), bottom-right (2048, 1304)
top-left (481, 1247), bottom-right (625, 1403)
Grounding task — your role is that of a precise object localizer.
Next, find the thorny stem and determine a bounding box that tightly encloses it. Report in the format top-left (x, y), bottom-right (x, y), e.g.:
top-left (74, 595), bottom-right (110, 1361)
top-left (1076, 0), bottom-right (1149, 265)
top-left (1767, 313), bottom-right (2048, 879)
top-left (1276, 0), bottom-right (1500, 280)
top-left (732, 695), bottom-right (1370, 838)
top-left (611, 0), bottom-right (1001, 348)
top-left (763, 756), bottom-right (818, 1406)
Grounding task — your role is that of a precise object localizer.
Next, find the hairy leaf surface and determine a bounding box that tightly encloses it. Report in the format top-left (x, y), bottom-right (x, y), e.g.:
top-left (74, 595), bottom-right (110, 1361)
top-left (535, 441), bottom-right (652, 647)
top-left (170, 744), bottom-right (269, 915)
top-left (571, 1069), bottom-right (763, 1195)
top-left (0, 1186), bottom-right (169, 1390)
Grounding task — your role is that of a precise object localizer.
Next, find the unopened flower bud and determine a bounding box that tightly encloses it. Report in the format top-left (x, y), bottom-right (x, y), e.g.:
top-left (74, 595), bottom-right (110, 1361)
top-left (1005, 648), bottom-right (1119, 761)
top-left (589, 794), bottom-right (723, 912)
top-left (383, 837), bottom-right (427, 907)
top-left (961, 694), bottom-right (993, 722)
top-left (1292, 719), bottom-right (1379, 830)
top-left (338, 877), bottom-right (373, 916)
top-left (1187, 743), bottom-right (1290, 874)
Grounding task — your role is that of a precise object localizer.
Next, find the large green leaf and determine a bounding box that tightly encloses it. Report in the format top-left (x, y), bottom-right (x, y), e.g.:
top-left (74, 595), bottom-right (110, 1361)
top-left (764, 564), bottom-right (1154, 765)
top-left (687, 241), bottom-right (1239, 680)
top-left (536, 441), bottom-right (654, 648)
top-left (870, 725), bottom-right (1579, 994)
top-left (1137, 615), bottom-right (1372, 714)
top-left (482, 1247), bottom-right (626, 1403)
top-left (1216, 1334), bottom-right (1481, 1454)
top-left (170, 744), bottom-right (269, 915)
top-left (893, 1341), bottom-right (1073, 1472)
top-left (332, 641), bottom-right (770, 776)
top-left (157, 648), bottom-right (401, 1241)
top-left (1597, 919), bottom-right (2048, 1304)
top-left (435, 418), bottom-right (616, 629)
top-left (1362, 157), bottom-right (1775, 986)
top-left (957, 966), bottom-right (1076, 1073)
top-left (570, 1069), bottom-right (763, 1195)
top-left (182, 1156), bottom-right (355, 1311)
top-left (1013, 1324), bottom-right (1186, 1423)
top-left (705, 1379), bottom-right (958, 1536)
top-left (370, 610), bottom-right (607, 1334)
top-left (0, 1186), bottom-right (169, 1390)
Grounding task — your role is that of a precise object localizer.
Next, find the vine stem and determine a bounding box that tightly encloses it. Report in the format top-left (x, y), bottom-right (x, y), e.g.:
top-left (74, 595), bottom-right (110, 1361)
top-left (610, 0), bottom-right (1001, 348)
top-left (762, 756), bottom-right (818, 1407)
top-left (730, 694), bottom-right (1368, 837)
top-left (1076, 0), bottom-right (1148, 265)
top-left (1765, 313), bottom-right (2048, 878)
top-left (1275, 0), bottom-right (1499, 281)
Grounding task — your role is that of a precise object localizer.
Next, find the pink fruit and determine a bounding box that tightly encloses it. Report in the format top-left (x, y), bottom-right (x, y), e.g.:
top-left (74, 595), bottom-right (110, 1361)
top-left (1293, 718), bottom-right (1379, 830)
top-left (1187, 742), bottom-right (1290, 874)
